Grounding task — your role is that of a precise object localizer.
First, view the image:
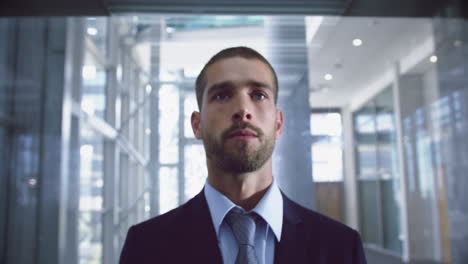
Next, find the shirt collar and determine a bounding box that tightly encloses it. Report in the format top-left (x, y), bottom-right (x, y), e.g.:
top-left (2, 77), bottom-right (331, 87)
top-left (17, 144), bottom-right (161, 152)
top-left (204, 179), bottom-right (283, 242)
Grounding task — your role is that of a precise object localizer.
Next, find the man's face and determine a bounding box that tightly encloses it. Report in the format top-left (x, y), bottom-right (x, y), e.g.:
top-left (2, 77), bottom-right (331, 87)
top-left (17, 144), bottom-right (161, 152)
top-left (191, 57), bottom-right (284, 173)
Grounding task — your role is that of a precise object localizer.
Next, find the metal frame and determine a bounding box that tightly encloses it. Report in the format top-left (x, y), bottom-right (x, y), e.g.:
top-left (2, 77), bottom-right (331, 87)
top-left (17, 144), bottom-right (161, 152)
top-left (102, 17), bottom-right (119, 264)
top-left (392, 63), bottom-right (410, 262)
top-left (68, 16), bottom-right (156, 264)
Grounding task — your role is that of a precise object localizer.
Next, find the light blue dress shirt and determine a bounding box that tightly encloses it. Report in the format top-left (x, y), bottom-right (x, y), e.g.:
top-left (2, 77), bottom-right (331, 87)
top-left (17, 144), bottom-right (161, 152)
top-left (204, 180), bottom-right (283, 264)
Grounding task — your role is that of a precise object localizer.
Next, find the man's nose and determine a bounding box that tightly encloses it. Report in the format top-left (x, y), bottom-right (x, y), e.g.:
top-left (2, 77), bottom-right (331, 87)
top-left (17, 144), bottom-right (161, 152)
top-left (232, 108), bottom-right (252, 122)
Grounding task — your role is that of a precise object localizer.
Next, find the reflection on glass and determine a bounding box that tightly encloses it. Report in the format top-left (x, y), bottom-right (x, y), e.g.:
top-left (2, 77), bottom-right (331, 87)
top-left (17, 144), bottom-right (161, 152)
top-left (144, 100), bottom-right (151, 160)
top-left (355, 86), bottom-right (402, 254)
top-left (159, 167), bottom-right (178, 214)
top-left (0, 127), bottom-right (6, 261)
top-left (82, 52), bottom-right (107, 119)
top-left (0, 77), bottom-right (10, 115)
top-left (85, 17), bottom-right (108, 55)
top-left (375, 88), bottom-right (401, 253)
top-left (399, 71), bottom-right (449, 260)
top-left (0, 57), bottom-right (8, 260)
top-left (165, 16), bottom-right (263, 32)
top-left (79, 124), bottom-right (103, 264)
top-left (2, 10), bottom-right (468, 264)
top-left (159, 84), bottom-right (179, 164)
top-left (144, 191), bottom-right (151, 219)
top-left (81, 94), bottom-right (105, 116)
top-left (355, 101), bottom-right (382, 246)
top-left (355, 104), bottom-right (378, 180)
top-left (184, 144), bottom-right (207, 200)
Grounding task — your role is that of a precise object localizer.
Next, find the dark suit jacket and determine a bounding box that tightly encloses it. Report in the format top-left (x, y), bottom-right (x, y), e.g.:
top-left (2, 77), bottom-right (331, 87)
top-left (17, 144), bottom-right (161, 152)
top-left (120, 190), bottom-right (367, 263)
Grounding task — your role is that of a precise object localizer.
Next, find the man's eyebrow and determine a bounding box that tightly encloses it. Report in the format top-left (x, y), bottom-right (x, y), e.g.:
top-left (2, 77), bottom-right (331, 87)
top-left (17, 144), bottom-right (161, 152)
top-left (206, 81), bottom-right (235, 95)
top-left (247, 80), bottom-right (274, 92)
top-left (207, 80), bottom-right (274, 95)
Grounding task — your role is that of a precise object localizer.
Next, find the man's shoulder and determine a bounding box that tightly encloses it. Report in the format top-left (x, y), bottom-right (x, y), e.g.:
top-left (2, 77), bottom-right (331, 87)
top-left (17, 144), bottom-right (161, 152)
top-left (281, 195), bottom-right (367, 263)
top-left (131, 195), bottom-right (197, 235)
top-left (284, 194), bottom-right (360, 240)
top-left (119, 193), bottom-right (210, 263)
top-left (132, 205), bottom-right (185, 233)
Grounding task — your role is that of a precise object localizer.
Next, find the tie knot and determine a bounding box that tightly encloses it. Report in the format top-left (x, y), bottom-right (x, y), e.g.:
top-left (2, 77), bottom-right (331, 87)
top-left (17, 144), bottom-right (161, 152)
top-left (226, 208), bottom-right (257, 246)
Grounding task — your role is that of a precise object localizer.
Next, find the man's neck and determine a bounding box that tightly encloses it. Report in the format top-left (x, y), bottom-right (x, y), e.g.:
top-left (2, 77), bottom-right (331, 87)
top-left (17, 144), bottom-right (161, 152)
top-left (207, 160), bottom-right (273, 211)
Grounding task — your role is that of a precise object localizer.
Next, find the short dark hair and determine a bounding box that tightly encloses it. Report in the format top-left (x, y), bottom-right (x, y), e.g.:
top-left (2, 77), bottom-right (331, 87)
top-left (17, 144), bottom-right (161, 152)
top-left (195, 46), bottom-right (278, 110)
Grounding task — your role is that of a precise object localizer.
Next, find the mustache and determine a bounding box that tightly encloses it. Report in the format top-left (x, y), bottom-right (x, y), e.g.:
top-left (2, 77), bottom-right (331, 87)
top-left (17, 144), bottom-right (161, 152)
top-left (221, 122), bottom-right (263, 140)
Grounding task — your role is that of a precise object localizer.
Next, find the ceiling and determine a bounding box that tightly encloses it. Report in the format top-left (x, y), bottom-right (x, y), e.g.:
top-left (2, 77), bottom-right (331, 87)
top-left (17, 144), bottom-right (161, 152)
top-left (134, 15), bottom-right (434, 109)
top-left (307, 16), bottom-right (433, 108)
top-left (2, 0), bottom-right (454, 17)
top-left (160, 24), bottom-right (267, 77)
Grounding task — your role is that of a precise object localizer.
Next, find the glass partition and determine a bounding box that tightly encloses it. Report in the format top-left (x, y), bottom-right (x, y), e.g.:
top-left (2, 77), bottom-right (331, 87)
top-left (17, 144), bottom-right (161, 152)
top-left (375, 87), bottom-right (401, 253)
top-left (0, 19), bottom-right (12, 262)
top-left (355, 101), bottom-right (382, 246)
top-left (79, 125), bottom-right (104, 264)
top-left (0, 126), bottom-right (7, 262)
top-left (355, 86), bottom-right (402, 254)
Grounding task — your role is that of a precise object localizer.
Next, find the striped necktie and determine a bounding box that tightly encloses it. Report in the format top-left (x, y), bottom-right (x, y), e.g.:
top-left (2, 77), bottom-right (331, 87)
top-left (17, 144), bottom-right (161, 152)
top-left (226, 208), bottom-right (259, 264)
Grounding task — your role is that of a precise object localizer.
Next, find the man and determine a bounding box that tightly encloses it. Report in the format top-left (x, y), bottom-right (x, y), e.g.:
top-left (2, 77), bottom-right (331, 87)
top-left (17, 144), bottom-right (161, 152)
top-left (120, 47), bottom-right (367, 264)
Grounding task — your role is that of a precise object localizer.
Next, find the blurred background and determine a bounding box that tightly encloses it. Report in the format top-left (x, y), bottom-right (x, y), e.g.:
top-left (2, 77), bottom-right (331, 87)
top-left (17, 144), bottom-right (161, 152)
top-left (1, 0), bottom-right (467, 263)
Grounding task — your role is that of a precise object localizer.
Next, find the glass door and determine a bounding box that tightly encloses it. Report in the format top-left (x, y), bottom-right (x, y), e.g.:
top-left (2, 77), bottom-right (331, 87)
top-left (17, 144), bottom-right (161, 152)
top-left (355, 100), bottom-right (383, 247)
top-left (355, 85), bottom-right (402, 255)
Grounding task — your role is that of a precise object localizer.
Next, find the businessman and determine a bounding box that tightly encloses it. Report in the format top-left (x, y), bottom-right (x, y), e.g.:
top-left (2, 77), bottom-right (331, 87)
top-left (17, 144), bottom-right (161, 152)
top-left (120, 46), bottom-right (367, 263)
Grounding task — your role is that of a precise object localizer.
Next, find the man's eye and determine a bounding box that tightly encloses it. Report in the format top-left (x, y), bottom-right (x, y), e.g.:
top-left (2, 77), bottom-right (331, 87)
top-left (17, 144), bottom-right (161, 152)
top-left (251, 92), bottom-right (266, 101)
top-left (214, 93), bottom-right (230, 100)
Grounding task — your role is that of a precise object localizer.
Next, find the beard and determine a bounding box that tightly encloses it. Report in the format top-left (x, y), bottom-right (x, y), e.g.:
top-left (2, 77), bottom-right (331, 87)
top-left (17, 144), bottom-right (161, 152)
top-left (203, 122), bottom-right (276, 173)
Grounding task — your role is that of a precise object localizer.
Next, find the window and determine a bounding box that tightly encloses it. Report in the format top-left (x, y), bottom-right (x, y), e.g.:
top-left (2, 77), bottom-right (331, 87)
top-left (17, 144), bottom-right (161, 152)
top-left (310, 111), bottom-right (343, 182)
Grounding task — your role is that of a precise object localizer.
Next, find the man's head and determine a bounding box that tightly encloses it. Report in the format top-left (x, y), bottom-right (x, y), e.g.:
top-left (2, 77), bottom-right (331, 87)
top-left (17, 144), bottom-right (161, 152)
top-left (195, 47), bottom-right (279, 110)
top-left (191, 47), bottom-right (283, 174)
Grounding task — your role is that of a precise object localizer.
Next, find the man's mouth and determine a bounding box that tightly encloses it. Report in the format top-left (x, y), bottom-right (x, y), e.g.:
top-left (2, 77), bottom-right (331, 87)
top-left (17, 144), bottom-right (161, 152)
top-left (227, 129), bottom-right (258, 140)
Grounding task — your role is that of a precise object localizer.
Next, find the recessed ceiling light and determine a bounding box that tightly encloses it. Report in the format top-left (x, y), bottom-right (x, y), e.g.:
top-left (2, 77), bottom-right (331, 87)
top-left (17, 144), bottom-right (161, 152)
top-left (94, 179), bottom-right (104, 188)
top-left (454, 40), bottom-right (462, 47)
top-left (430, 55), bottom-right (438, 63)
top-left (324, 74), bottom-right (333, 81)
top-left (145, 84), bottom-right (152, 94)
top-left (352, 38), bottom-right (363, 46)
top-left (87, 27), bottom-right (97, 36)
top-left (28, 178), bottom-right (37, 186)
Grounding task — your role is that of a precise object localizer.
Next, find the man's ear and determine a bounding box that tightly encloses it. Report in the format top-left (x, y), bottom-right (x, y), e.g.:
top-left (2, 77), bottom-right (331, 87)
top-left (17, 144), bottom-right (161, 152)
top-left (191, 111), bottom-right (203, 139)
top-left (275, 109), bottom-right (284, 139)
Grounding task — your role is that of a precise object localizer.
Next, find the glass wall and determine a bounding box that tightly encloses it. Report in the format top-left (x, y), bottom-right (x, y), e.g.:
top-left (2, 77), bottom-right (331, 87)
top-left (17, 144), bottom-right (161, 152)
top-left (1, 7), bottom-right (468, 264)
top-left (79, 127), bottom-right (104, 264)
top-left (354, 86), bottom-right (402, 254)
top-left (0, 19), bottom-right (13, 260)
top-left (0, 18), bottom-right (13, 262)
top-left (79, 17), bottom-right (108, 263)
top-left (355, 100), bottom-right (381, 246)
top-left (398, 49), bottom-right (453, 262)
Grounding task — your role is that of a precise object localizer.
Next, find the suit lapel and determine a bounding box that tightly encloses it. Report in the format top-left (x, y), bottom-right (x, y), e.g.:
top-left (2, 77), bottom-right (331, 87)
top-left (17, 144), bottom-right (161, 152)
top-left (274, 194), bottom-right (308, 264)
top-left (184, 190), bottom-right (223, 264)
